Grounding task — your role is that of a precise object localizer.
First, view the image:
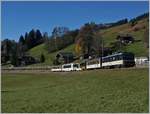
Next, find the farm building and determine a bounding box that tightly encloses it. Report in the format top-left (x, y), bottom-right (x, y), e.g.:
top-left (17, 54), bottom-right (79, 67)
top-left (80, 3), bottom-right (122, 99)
top-left (55, 52), bottom-right (74, 64)
top-left (134, 57), bottom-right (149, 65)
top-left (116, 34), bottom-right (134, 44)
top-left (18, 55), bottom-right (39, 66)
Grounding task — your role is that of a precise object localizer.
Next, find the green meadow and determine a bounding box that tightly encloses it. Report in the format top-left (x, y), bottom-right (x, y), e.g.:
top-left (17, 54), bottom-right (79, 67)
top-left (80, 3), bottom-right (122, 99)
top-left (1, 68), bottom-right (149, 113)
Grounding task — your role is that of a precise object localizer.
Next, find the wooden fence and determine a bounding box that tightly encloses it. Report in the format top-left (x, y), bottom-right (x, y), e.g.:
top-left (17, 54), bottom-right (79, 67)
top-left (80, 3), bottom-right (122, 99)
top-left (2, 66), bottom-right (53, 70)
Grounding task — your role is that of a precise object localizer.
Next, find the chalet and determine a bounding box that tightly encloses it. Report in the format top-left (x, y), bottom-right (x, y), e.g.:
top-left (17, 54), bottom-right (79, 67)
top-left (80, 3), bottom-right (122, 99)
top-left (116, 34), bottom-right (134, 44)
top-left (18, 55), bottom-right (39, 66)
top-left (55, 52), bottom-right (74, 64)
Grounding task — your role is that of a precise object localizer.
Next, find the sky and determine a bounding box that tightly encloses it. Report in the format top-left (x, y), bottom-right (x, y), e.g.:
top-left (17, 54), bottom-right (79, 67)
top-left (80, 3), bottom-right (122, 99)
top-left (1, 1), bottom-right (149, 41)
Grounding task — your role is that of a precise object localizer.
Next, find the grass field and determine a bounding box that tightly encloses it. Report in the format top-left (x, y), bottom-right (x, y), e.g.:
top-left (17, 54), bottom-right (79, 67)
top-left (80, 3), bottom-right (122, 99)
top-left (1, 68), bottom-right (149, 113)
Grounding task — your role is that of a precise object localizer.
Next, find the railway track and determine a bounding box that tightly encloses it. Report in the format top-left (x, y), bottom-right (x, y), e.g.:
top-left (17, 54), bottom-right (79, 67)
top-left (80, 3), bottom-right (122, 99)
top-left (2, 66), bottom-right (148, 74)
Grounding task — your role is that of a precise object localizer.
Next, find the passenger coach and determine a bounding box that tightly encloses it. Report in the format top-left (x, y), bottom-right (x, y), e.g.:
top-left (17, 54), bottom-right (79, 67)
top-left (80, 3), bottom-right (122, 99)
top-left (51, 63), bottom-right (81, 72)
top-left (86, 58), bottom-right (101, 69)
top-left (102, 52), bottom-right (135, 68)
top-left (62, 63), bottom-right (81, 71)
top-left (86, 52), bottom-right (135, 69)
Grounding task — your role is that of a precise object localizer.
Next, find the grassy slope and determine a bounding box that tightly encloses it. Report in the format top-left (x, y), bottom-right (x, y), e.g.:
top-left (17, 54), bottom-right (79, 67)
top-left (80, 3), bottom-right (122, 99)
top-left (100, 18), bottom-right (148, 56)
top-left (28, 18), bottom-right (148, 66)
top-left (28, 44), bottom-right (75, 66)
top-left (2, 68), bottom-right (149, 112)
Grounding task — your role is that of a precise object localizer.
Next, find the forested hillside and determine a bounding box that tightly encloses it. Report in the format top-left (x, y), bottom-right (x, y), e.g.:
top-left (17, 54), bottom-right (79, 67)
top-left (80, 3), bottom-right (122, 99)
top-left (28, 15), bottom-right (149, 66)
top-left (1, 12), bottom-right (149, 66)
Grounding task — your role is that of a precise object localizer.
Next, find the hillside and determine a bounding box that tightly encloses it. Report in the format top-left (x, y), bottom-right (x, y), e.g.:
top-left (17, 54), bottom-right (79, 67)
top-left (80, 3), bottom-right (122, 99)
top-left (100, 17), bottom-right (148, 56)
top-left (28, 43), bottom-right (75, 66)
top-left (28, 17), bottom-right (149, 66)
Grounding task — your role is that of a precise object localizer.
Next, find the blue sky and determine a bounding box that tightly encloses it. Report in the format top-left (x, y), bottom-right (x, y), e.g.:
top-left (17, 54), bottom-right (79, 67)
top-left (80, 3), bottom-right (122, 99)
top-left (1, 1), bottom-right (149, 41)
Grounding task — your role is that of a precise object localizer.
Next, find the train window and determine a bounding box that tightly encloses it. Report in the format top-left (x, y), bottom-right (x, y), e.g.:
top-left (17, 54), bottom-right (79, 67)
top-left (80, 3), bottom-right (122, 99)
top-left (102, 58), bottom-right (105, 62)
top-left (103, 58), bottom-right (107, 62)
top-left (116, 55), bottom-right (119, 60)
top-left (123, 53), bottom-right (134, 60)
top-left (102, 58), bottom-right (104, 62)
top-left (118, 55), bottom-right (121, 60)
top-left (109, 57), bottom-right (112, 61)
top-left (119, 55), bottom-right (122, 60)
top-left (113, 57), bottom-right (115, 61)
top-left (103, 57), bottom-right (109, 62)
top-left (106, 59), bottom-right (107, 62)
top-left (104, 58), bottom-right (106, 62)
top-left (106, 58), bottom-right (108, 62)
top-left (116, 55), bottom-right (121, 60)
top-left (108, 57), bottom-right (110, 61)
top-left (102, 53), bottom-right (135, 62)
top-left (123, 56), bottom-right (130, 60)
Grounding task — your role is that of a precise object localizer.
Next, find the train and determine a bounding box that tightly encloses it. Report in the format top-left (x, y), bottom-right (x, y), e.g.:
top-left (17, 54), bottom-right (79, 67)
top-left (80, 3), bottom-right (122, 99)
top-left (51, 52), bottom-right (135, 72)
top-left (51, 63), bottom-right (82, 72)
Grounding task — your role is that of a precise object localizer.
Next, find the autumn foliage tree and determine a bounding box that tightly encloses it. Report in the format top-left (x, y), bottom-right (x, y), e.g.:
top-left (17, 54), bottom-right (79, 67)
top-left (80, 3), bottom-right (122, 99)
top-left (75, 22), bottom-right (99, 56)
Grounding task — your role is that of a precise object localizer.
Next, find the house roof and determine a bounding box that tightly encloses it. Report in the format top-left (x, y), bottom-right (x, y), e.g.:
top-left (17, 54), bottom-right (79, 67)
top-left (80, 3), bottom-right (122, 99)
top-left (18, 55), bottom-right (35, 59)
top-left (56, 52), bottom-right (74, 57)
top-left (117, 34), bottom-right (134, 40)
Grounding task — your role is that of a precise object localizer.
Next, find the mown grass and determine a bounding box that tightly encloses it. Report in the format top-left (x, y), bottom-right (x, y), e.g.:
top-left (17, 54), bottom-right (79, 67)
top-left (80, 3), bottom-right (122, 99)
top-left (2, 68), bottom-right (149, 113)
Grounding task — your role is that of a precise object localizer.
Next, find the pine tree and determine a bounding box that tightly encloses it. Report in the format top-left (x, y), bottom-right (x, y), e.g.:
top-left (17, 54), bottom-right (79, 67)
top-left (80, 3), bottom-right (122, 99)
top-left (40, 53), bottom-right (45, 63)
top-left (36, 29), bottom-right (43, 44)
top-left (19, 35), bottom-right (25, 45)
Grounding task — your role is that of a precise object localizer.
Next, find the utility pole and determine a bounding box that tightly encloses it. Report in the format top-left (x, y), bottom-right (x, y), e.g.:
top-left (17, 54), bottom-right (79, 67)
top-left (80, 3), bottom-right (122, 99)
top-left (54, 36), bottom-right (57, 51)
top-left (67, 55), bottom-right (69, 63)
top-left (100, 37), bottom-right (104, 67)
top-left (102, 38), bottom-right (104, 57)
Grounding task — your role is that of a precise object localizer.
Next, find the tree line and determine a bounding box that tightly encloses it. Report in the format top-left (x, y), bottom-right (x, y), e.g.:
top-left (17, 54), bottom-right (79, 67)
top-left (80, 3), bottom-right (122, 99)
top-left (129, 12), bottom-right (149, 26)
top-left (44, 27), bottom-right (79, 53)
top-left (1, 29), bottom-right (44, 65)
top-left (1, 27), bottom-right (79, 66)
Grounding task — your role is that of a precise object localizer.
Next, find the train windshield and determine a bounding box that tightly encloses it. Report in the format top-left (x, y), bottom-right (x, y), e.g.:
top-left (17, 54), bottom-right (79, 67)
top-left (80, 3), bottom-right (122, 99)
top-left (73, 64), bottom-right (79, 68)
top-left (123, 53), bottom-right (134, 60)
top-left (63, 65), bottom-right (71, 68)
